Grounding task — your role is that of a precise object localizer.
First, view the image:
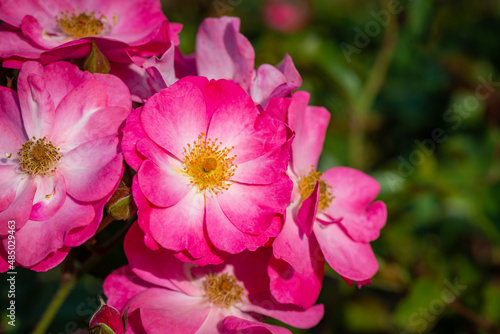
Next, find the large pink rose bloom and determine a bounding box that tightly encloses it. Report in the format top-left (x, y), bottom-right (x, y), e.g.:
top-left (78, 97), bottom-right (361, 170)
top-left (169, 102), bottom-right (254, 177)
top-left (0, 0), bottom-right (181, 68)
top-left (0, 61), bottom-right (131, 271)
top-left (268, 92), bottom-right (387, 308)
top-left (122, 76), bottom-right (292, 264)
top-left (104, 223), bottom-right (324, 334)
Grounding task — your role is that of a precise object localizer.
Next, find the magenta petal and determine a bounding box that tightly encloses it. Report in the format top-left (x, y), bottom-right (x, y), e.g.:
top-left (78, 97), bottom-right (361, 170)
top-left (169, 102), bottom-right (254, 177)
top-left (131, 174), bottom-right (160, 251)
top-left (0, 166), bottom-right (21, 212)
top-left (218, 177), bottom-right (291, 235)
top-left (297, 182), bottom-right (319, 236)
top-left (148, 188), bottom-right (210, 259)
top-left (314, 222), bottom-right (378, 281)
top-left (104, 266), bottom-right (155, 312)
top-left (222, 316), bottom-right (291, 334)
top-left (137, 159), bottom-right (190, 208)
top-left (0, 30), bottom-right (43, 65)
top-left (29, 172), bottom-right (66, 221)
top-left (141, 77), bottom-right (208, 159)
top-left (240, 293), bottom-right (324, 329)
top-left (206, 196), bottom-right (280, 254)
top-left (0, 87), bottom-right (26, 144)
top-left (26, 246), bottom-right (71, 272)
top-left (62, 136), bottom-right (123, 202)
top-left (129, 288), bottom-right (210, 334)
top-left (0, 179), bottom-right (36, 235)
top-left (122, 107), bottom-right (147, 171)
top-left (21, 15), bottom-right (60, 49)
top-left (143, 43), bottom-right (177, 90)
top-left (250, 64), bottom-right (287, 106)
top-left (322, 167), bottom-right (387, 242)
top-left (125, 222), bottom-right (203, 296)
top-left (17, 62), bottom-right (55, 138)
top-left (268, 234), bottom-right (324, 309)
top-left (12, 196), bottom-right (93, 268)
top-left (288, 91), bottom-right (330, 174)
top-left (278, 54), bottom-right (302, 89)
top-left (196, 17), bottom-right (255, 91)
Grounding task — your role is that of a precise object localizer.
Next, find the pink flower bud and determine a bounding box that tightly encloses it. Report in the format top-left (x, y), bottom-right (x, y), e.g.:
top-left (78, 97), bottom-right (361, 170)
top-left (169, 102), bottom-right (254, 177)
top-left (89, 297), bottom-right (126, 334)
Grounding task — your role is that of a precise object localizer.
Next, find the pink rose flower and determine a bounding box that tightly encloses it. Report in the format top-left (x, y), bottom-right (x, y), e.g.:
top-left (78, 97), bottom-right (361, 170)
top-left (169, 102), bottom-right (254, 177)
top-left (127, 16), bottom-right (301, 105)
top-left (269, 92), bottom-right (387, 307)
top-left (0, 0), bottom-right (181, 68)
top-left (121, 76), bottom-right (293, 264)
top-left (262, 0), bottom-right (311, 33)
top-left (0, 61), bottom-right (131, 271)
top-left (103, 222), bottom-right (324, 334)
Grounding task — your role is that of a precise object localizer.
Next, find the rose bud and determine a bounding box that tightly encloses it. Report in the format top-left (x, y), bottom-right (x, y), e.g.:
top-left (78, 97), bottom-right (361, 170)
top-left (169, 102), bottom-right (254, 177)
top-left (89, 296), bottom-right (127, 334)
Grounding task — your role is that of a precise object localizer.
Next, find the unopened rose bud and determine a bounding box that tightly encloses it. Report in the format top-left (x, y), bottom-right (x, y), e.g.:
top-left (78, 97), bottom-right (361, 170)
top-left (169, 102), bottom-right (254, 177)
top-left (89, 296), bottom-right (126, 334)
top-left (84, 39), bottom-right (111, 74)
top-left (105, 182), bottom-right (137, 220)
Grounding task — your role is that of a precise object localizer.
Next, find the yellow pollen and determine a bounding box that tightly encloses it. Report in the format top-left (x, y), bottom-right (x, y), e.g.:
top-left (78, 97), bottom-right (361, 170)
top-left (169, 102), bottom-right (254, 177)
top-left (298, 167), bottom-right (334, 212)
top-left (183, 133), bottom-right (237, 193)
top-left (4, 152), bottom-right (12, 158)
top-left (204, 273), bottom-right (244, 308)
top-left (17, 137), bottom-right (61, 177)
top-left (56, 10), bottom-right (109, 39)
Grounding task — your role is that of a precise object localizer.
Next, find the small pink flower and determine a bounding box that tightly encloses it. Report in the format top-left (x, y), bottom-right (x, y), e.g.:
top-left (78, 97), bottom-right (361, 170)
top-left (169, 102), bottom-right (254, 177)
top-left (269, 92), bottom-right (387, 307)
top-left (0, 0), bottom-right (181, 68)
top-left (103, 223), bottom-right (324, 334)
top-left (122, 76), bottom-right (293, 264)
top-left (0, 61), bottom-right (131, 271)
top-left (262, 0), bottom-right (311, 33)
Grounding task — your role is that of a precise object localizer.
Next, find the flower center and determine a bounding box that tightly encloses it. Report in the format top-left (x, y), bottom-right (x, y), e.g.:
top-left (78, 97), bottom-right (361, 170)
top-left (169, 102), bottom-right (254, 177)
top-left (204, 273), bottom-right (244, 308)
top-left (183, 133), bottom-right (237, 193)
top-left (17, 137), bottom-right (61, 177)
top-left (56, 10), bottom-right (110, 39)
top-left (298, 167), bottom-right (334, 212)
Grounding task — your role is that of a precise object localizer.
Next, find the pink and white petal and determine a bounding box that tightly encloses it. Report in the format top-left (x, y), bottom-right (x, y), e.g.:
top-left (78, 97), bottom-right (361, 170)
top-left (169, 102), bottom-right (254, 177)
top-left (250, 64), bottom-right (287, 106)
top-left (231, 121), bottom-right (292, 185)
top-left (218, 177), bottom-right (292, 235)
top-left (21, 15), bottom-right (61, 49)
top-left (122, 107), bottom-right (148, 171)
top-left (322, 167), bottom-right (387, 242)
top-left (61, 136), bottom-right (123, 202)
top-left (0, 166), bottom-right (22, 212)
top-left (0, 118), bottom-right (23, 159)
top-left (131, 174), bottom-right (159, 251)
top-left (0, 178), bottom-right (36, 235)
top-left (222, 316), bottom-right (292, 334)
top-left (0, 0), bottom-right (70, 27)
top-left (12, 196), bottom-right (93, 268)
top-left (0, 87), bottom-right (26, 143)
top-left (143, 43), bottom-right (177, 90)
top-left (148, 188), bottom-right (209, 259)
top-left (141, 77), bottom-right (209, 160)
top-left (128, 288), bottom-right (209, 334)
top-left (205, 196), bottom-right (279, 254)
top-left (110, 62), bottom-right (154, 103)
top-left (29, 172), bottom-right (66, 221)
top-left (195, 307), bottom-right (227, 334)
top-left (17, 62), bottom-right (55, 138)
top-left (27, 245), bottom-right (71, 272)
top-left (314, 222), bottom-right (378, 282)
top-left (268, 235), bottom-right (324, 309)
top-left (239, 293), bottom-right (324, 329)
top-left (137, 159), bottom-right (190, 208)
top-left (296, 182), bottom-right (319, 236)
top-left (196, 17), bottom-right (254, 91)
top-left (125, 222), bottom-right (202, 297)
top-left (288, 92), bottom-right (330, 174)
top-left (278, 54), bottom-right (302, 89)
top-left (49, 79), bottom-right (109, 147)
top-left (0, 30), bottom-right (43, 66)
top-left (104, 265), bottom-right (155, 312)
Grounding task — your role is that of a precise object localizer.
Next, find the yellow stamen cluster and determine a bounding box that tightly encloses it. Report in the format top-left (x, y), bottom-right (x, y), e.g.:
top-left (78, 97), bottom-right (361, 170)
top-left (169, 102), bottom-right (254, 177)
top-left (298, 168), bottom-right (334, 212)
top-left (56, 10), bottom-right (109, 39)
top-left (17, 137), bottom-right (61, 177)
top-left (183, 133), bottom-right (237, 193)
top-left (204, 273), bottom-right (244, 308)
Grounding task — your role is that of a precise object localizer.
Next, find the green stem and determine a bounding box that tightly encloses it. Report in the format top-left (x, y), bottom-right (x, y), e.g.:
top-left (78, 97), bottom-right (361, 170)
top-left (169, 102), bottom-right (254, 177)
top-left (349, 1), bottom-right (399, 169)
top-left (32, 275), bottom-right (77, 334)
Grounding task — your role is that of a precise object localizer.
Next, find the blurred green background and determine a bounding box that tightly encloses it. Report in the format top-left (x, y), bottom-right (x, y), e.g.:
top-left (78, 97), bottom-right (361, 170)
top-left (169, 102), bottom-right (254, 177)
top-left (2, 0), bottom-right (500, 333)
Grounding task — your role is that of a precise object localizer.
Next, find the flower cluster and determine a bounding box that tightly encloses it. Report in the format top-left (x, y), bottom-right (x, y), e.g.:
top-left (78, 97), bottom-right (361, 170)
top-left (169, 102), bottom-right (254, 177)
top-left (0, 1), bottom-right (387, 333)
